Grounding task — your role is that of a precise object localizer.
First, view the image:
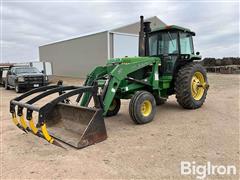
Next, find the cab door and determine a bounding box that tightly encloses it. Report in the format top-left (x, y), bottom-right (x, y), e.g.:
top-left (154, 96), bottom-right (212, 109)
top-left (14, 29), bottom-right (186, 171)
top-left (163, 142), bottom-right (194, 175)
top-left (159, 32), bottom-right (179, 75)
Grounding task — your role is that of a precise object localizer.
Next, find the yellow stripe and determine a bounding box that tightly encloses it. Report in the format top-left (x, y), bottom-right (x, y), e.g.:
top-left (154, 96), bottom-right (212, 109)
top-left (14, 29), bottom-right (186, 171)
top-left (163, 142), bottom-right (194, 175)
top-left (41, 123), bottom-right (54, 143)
top-left (29, 119), bottom-right (38, 134)
top-left (19, 115), bottom-right (28, 129)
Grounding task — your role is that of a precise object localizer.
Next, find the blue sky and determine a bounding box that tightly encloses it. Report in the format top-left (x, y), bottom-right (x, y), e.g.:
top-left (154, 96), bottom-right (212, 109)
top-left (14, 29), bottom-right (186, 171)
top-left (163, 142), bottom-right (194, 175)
top-left (1, 0), bottom-right (239, 62)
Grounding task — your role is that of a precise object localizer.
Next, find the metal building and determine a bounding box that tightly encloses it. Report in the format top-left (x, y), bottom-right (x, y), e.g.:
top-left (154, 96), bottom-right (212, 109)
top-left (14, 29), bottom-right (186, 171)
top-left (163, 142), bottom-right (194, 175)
top-left (39, 16), bottom-right (166, 77)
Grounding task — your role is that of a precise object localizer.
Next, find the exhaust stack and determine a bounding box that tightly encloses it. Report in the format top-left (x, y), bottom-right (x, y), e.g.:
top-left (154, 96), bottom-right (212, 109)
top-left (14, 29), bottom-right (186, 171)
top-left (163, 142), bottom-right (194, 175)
top-left (138, 16), bottom-right (151, 57)
top-left (138, 16), bottom-right (145, 56)
top-left (143, 21), bottom-right (151, 56)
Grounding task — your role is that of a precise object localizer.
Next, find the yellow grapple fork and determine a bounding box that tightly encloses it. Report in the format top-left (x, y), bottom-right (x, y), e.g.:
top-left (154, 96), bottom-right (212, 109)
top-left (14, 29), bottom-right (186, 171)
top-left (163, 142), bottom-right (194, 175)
top-left (10, 83), bottom-right (107, 149)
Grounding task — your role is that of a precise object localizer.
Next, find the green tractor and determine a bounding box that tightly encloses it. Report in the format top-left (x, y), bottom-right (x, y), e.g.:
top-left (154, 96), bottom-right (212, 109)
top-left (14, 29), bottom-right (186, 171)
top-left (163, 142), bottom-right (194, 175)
top-left (10, 16), bottom-right (209, 148)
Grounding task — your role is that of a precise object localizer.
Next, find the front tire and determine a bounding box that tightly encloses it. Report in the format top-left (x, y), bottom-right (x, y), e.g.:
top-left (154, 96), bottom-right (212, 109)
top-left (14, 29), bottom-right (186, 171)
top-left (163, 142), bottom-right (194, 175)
top-left (106, 98), bottom-right (121, 117)
top-left (4, 81), bottom-right (9, 90)
top-left (15, 85), bottom-right (22, 93)
top-left (129, 91), bottom-right (156, 124)
top-left (175, 62), bottom-right (209, 109)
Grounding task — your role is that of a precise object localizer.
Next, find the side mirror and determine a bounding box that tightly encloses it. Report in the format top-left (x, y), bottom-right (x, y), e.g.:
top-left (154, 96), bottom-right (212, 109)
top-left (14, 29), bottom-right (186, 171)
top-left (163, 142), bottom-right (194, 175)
top-left (196, 52), bottom-right (200, 55)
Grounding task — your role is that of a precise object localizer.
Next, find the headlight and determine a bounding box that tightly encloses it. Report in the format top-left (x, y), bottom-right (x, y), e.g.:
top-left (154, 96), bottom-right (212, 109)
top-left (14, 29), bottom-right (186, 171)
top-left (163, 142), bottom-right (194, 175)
top-left (45, 76), bottom-right (48, 81)
top-left (17, 77), bottom-right (24, 82)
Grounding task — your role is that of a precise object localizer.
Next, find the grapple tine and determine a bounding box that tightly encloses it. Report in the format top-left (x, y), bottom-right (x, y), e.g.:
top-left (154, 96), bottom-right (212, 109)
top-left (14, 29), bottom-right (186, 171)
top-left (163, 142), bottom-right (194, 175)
top-left (11, 113), bottom-right (20, 126)
top-left (11, 113), bottom-right (28, 133)
top-left (19, 115), bottom-right (30, 132)
top-left (29, 118), bottom-right (39, 134)
top-left (41, 123), bottom-right (65, 149)
top-left (41, 123), bottom-right (54, 143)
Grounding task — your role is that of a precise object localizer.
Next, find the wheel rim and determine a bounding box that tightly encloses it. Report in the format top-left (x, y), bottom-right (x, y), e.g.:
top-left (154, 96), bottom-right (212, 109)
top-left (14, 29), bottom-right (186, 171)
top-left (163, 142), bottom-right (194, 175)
top-left (141, 100), bottom-right (152, 117)
top-left (191, 71), bottom-right (205, 100)
top-left (108, 99), bottom-right (117, 111)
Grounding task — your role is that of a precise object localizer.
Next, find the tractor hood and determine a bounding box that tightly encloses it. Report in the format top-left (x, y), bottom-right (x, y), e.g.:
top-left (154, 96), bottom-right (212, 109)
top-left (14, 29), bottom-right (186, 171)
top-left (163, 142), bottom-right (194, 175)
top-left (107, 56), bottom-right (160, 65)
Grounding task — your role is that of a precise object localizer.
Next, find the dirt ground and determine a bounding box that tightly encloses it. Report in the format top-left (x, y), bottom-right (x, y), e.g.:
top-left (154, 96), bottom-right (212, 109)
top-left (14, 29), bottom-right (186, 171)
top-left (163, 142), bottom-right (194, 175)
top-left (0, 73), bottom-right (239, 179)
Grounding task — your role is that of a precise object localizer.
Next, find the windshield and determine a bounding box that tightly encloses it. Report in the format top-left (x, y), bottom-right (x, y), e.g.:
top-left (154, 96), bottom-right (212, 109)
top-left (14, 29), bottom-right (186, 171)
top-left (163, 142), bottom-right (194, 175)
top-left (149, 32), bottom-right (179, 56)
top-left (15, 67), bottom-right (40, 74)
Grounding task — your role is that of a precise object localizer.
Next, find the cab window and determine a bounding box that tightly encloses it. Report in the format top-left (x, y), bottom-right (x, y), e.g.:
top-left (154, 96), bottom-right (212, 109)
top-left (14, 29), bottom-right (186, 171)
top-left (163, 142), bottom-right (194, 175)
top-left (159, 32), bottom-right (178, 54)
top-left (149, 32), bottom-right (179, 56)
top-left (180, 33), bottom-right (194, 54)
top-left (149, 34), bottom-right (158, 56)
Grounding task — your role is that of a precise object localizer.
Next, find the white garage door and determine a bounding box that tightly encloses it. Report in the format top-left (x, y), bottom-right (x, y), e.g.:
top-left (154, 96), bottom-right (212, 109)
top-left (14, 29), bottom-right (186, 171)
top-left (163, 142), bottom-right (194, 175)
top-left (113, 33), bottom-right (138, 58)
top-left (31, 62), bottom-right (44, 72)
top-left (31, 62), bottom-right (53, 75)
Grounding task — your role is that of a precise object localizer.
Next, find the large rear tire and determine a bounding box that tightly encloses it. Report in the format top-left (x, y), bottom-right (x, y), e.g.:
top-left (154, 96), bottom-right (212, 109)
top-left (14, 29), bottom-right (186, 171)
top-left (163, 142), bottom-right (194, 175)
top-left (175, 62), bottom-right (209, 109)
top-left (129, 91), bottom-right (156, 124)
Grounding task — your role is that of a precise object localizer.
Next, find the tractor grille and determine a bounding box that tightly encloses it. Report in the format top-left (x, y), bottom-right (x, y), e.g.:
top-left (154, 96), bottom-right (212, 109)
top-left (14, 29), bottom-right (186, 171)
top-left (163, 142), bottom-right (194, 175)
top-left (25, 76), bottom-right (43, 83)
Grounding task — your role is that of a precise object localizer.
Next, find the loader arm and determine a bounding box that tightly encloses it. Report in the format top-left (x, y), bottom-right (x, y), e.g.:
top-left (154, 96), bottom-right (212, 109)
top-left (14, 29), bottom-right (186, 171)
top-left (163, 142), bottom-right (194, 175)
top-left (79, 66), bottom-right (107, 106)
top-left (102, 58), bottom-right (160, 114)
top-left (80, 57), bottom-right (160, 115)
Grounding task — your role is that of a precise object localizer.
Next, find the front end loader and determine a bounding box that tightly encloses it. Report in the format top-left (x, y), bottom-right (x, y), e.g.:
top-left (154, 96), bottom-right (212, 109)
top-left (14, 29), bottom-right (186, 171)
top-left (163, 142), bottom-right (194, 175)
top-left (10, 16), bottom-right (209, 148)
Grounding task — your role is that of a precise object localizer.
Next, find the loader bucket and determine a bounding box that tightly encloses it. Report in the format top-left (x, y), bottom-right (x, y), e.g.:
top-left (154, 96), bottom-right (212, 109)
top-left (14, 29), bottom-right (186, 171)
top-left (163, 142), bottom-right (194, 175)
top-left (45, 103), bottom-right (107, 148)
top-left (10, 83), bottom-right (107, 149)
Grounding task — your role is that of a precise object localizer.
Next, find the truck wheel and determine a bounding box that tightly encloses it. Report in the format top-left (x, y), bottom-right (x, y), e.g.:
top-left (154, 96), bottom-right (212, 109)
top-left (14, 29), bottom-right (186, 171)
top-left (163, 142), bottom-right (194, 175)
top-left (4, 81), bottom-right (9, 90)
top-left (129, 91), bottom-right (156, 124)
top-left (15, 85), bottom-right (22, 93)
top-left (106, 98), bottom-right (121, 117)
top-left (175, 63), bottom-right (209, 109)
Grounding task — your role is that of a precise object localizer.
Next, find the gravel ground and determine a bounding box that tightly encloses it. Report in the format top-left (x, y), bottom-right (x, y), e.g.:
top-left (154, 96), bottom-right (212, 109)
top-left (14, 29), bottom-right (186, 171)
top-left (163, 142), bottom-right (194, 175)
top-left (0, 73), bottom-right (239, 179)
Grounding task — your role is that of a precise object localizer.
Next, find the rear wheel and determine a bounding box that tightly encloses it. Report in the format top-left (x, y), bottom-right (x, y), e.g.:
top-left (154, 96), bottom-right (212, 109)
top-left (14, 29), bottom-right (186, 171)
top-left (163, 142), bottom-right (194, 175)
top-left (106, 98), bottom-right (121, 117)
top-left (175, 63), bottom-right (209, 109)
top-left (129, 91), bottom-right (156, 124)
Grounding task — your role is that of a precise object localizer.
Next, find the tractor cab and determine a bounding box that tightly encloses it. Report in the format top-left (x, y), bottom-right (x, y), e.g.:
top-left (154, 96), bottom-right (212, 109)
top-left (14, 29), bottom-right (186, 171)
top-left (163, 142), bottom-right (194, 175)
top-left (148, 26), bottom-right (201, 76)
top-left (149, 25), bottom-right (196, 57)
top-left (138, 15), bottom-right (201, 76)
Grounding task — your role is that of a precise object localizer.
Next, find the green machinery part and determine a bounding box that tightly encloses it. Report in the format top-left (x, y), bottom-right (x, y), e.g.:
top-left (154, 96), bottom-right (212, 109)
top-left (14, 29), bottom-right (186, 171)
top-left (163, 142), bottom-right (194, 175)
top-left (80, 56), bottom-right (172, 115)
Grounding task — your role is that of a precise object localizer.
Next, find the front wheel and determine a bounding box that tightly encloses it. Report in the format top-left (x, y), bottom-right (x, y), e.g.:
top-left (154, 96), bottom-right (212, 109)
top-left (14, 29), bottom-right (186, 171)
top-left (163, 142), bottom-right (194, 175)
top-left (106, 98), bottom-right (121, 117)
top-left (175, 63), bottom-right (209, 109)
top-left (15, 85), bottom-right (22, 93)
top-left (4, 81), bottom-right (9, 90)
top-left (129, 91), bottom-right (156, 124)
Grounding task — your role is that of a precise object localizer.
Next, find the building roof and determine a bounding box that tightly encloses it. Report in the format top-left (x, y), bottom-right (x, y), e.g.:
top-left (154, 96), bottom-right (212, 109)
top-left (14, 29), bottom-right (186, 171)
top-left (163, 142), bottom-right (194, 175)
top-left (110, 16), bottom-right (166, 34)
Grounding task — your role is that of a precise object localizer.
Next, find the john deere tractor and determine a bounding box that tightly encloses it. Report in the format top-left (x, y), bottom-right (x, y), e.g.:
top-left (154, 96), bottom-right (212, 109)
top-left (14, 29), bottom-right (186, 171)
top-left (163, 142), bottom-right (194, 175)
top-left (10, 16), bottom-right (209, 148)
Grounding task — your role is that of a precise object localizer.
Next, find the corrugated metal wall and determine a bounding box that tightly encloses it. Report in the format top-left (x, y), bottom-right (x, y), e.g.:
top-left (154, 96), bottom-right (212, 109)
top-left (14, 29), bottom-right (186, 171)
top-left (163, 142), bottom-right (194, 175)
top-left (39, 31), bottom-right (108, 78)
